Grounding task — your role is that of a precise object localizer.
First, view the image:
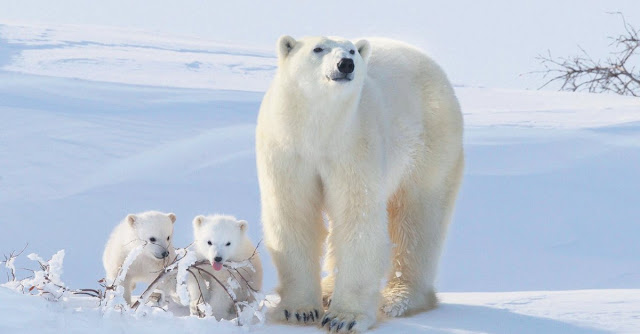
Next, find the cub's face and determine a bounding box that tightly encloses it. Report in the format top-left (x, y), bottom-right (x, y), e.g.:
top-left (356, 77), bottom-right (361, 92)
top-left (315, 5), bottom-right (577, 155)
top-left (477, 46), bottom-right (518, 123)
top-left (276, 36), bottom-right (371, 97)
top-left (192, 215), bottom-right (248, 270)
top-left (127, 211), bottom-right (176, 260)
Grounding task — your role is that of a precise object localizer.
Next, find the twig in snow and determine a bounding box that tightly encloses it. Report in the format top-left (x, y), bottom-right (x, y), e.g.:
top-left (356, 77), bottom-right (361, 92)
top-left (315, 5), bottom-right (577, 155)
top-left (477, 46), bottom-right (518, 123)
top-left (2, 243), bottom-right (29, 281)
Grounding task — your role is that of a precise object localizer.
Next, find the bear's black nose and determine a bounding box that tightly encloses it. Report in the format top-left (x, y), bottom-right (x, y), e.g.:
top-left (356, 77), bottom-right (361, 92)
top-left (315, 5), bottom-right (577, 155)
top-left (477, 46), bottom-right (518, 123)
top-left (161, 251), bottom-right (169, 258)
top-left (214, 256), bottom-right (223, 263)
top-left (337, 58), bottom-right (354, 74)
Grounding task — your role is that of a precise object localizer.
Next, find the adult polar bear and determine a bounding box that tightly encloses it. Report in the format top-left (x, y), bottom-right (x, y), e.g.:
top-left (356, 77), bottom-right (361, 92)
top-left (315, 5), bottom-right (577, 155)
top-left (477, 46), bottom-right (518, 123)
top-left (256, 35), bottom-right (463, 332)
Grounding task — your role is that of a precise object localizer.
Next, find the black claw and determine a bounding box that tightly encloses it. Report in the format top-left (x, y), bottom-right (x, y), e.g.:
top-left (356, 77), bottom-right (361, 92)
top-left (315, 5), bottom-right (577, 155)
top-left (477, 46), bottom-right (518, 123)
top-left (337, 322), bottom-right (344, 331)
top-left (310, 311), bottom-right (315, 322)
top-left (330, 319), bottom-right (338, 329)
top-left (304, 313), bottom-right (308, 322)
top-left (315, 309), bottom-right (319, 319)
top-left (348, 321), bottom-right (356, 331)
top-left (321, 316), bottom-right (330, 327)
top-left (295, 312), bottom-right (301, 321)
top-left (284, 310), bottom-right (290, 321)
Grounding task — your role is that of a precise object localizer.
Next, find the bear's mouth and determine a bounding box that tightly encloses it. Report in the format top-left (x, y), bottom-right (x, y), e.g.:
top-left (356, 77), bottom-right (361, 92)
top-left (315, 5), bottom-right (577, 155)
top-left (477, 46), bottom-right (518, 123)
top-left (327, 74), bottom-right (353, 82)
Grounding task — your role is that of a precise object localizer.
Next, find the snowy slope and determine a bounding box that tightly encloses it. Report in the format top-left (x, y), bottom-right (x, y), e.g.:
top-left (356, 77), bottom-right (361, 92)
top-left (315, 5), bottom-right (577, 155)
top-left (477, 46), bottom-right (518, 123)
top-left (0, 22), bottom-right (276, 91)
top-left (1, 22), bottom-right (640, 333)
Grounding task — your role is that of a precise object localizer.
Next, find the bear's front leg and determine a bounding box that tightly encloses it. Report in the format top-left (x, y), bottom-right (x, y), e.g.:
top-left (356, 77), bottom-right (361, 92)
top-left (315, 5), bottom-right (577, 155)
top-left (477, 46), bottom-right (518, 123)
top-left (122, 279), bottom-right (135, 306)
top-left (186, 270), bottom-right (209, 317)
top-left (321, 175), bottom-right (390, 332)
top-left (259, 159), bottom-right (326, 325)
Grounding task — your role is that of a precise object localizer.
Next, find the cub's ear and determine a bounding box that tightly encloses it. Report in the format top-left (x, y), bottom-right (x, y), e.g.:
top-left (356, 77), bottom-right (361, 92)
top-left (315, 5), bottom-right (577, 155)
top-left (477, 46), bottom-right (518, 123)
top-left (237, 220), bottom-right (248, 232)
top-left (192, 215), bottom-right (205, 229)
top-left (355, 39), bottom-right (371, 63)
top-left (126, 214), bottom-right (136, 226)
top-left (277, 35), bottom-right (297, 60)
top-left (167, 213), bottom-right (176, 224)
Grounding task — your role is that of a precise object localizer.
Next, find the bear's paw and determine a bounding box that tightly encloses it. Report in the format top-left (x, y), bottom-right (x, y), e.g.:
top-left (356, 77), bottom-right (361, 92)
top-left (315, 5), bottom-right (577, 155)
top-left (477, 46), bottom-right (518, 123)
top-left (271, 303), bottom-right (323, 325)
top-left (320, 309), bottom-right (375, 333)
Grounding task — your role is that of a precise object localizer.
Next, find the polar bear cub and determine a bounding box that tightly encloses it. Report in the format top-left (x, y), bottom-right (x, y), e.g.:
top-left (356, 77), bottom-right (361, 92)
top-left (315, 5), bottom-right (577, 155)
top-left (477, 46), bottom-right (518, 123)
top-left (186, 214), bottom-right (262, 319)
top-left (102, 210), bottom-right (176, 305)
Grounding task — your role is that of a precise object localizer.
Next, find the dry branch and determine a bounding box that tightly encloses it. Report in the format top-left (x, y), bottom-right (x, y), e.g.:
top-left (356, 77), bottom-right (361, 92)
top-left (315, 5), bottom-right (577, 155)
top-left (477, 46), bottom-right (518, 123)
top-left (2, 243), bottom-right (29, 281)
top-left (535, 12), bottom-right (640, 96)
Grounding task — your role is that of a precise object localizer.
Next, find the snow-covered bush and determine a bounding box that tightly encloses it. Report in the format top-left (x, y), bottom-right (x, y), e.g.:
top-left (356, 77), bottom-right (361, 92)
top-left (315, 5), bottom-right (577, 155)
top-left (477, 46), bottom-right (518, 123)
top-left (1, 244), bottom-right (265, 327)
top-left (1, 248), bottom-right (94, 302)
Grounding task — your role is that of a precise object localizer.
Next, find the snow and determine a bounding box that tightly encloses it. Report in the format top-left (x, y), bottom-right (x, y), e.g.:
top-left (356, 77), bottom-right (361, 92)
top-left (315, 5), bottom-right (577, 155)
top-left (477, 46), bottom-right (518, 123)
top-left (45, 250), bottom-right (65, 287)
top-left (1, 21), bottom-right (640, 333)
top-left (1, 287), bottom-right (638, 333)
top-left (114, 245), bottom-right (143, 286)
top-left (175, 250), bottom-right (197, 306)
top-left (0, 23), bottom-right (275, 92)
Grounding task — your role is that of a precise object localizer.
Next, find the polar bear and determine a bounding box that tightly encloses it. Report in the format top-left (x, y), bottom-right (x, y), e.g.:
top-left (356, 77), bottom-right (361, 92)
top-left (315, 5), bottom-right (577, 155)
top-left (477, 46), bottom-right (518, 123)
top-left (186, 214), bottom-right (262, 319)
top-left (256, 36), bottom-right (464, 332)
top-left (102, 211), bottom-right (176, 305)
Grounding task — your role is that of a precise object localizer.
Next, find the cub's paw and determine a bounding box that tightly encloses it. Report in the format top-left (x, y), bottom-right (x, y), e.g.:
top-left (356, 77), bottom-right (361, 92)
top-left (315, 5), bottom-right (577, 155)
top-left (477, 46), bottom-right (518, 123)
top-left (320, 309), bottom-right (375, 333)
top-left (270, 303), bottom-right (323, 325)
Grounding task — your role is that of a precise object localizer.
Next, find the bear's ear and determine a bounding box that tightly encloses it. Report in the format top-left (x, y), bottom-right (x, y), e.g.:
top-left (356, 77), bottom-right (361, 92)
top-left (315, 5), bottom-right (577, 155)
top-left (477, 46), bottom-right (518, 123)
top-left (237, 220), bottom-right (248, 232)
top-left (277, 35), bottom-right (296, 60)
top-left (192, 215), bottom-right (205, 229)
top-left (355, 39), bottom-right (371, 63)
top-left (126, 214), bottom-right (136, 226)
top-left (167, 213), bottom-right (176, 224)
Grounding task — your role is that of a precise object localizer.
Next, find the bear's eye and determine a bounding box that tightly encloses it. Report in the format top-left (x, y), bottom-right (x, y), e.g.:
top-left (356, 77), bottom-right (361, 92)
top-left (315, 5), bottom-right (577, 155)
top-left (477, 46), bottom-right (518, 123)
top-left (226, 242), bottom-right (231, 246)
top-left (207, 241), bottom-right (212, 246)
top-left (149, 237), bottom-right (156, 243)
top-left (313, 47), bottom-right (323, 53)
top-left (350, 50), bottom-right (355, 55)
top-left (167, 236), bottom-right (170, 241)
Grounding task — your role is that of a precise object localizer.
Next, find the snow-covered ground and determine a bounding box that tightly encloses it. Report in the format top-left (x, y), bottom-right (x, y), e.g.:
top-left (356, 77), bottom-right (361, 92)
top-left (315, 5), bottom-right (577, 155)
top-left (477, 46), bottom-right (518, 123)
top-left (2, 287), bottom-right (638, 334)
top-left (1, 22), bottom-right (639, 333)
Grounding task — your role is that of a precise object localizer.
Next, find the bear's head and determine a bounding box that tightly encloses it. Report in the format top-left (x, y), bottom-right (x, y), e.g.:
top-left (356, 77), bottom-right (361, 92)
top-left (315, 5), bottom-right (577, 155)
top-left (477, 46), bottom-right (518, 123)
top-left (126, 211), bottom-right (176, 260)
top-left (192, 214), bottom-right (248, 271)
top-left (276, 35), bottom-right (371, 98)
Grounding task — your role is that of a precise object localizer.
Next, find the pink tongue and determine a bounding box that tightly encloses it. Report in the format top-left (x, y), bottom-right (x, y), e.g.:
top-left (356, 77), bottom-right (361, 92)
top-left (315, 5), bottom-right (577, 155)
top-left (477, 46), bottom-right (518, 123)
top-left (212, 262), bottom-right (223, 271)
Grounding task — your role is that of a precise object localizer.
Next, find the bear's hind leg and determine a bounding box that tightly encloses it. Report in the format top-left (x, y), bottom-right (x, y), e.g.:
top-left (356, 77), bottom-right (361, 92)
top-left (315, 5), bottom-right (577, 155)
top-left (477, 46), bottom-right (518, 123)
top-left (382, 155), bottom-right (463, 317)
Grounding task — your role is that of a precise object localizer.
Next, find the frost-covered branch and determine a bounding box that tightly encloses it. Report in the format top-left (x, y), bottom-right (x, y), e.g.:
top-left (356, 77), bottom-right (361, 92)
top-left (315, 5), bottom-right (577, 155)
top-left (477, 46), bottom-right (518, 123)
top-left (130, 243), bottom-right (263, 325)
top-left (2, 243), bottom-right (28, 282)
top-left (190, 266), bottom-right (240, 321)
top-left (2, 249), bottom-right (86, 301)
top-left (1, 242), bottom-right (265, 327)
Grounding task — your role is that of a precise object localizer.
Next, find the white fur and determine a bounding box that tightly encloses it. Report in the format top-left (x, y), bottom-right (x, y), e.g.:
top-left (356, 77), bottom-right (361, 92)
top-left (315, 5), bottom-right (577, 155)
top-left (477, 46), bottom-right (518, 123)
top-left (257, 36), bottom-right (464, 332)
top-left (187, 214), bottom-right (263, 319)
top-left (102, 210), bottom-right (176, 305)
